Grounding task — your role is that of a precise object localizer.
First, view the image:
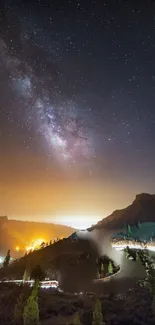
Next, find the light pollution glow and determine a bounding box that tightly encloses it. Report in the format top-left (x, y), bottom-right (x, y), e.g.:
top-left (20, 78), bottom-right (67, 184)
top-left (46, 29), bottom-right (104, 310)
top-left (1, 175), bottom-right (148, 230)
top-left (51, 215), bottom-right (102, 229)
top-left (12, 214), bottom-right (102, 230)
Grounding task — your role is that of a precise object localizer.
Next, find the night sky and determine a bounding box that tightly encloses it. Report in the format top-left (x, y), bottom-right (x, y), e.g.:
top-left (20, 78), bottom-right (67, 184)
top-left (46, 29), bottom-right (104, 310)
top-left (0, 0), bottom-right (155, 227)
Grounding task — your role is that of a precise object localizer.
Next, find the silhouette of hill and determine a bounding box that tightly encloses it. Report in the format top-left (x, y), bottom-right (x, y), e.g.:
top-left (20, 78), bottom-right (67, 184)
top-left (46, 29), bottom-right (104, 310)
top-left (0, 236), bottom-right (98, 292)
top-left (0, 217), bottom-right (75, 255)
top-left (89, 193), bottom-right (155, 230)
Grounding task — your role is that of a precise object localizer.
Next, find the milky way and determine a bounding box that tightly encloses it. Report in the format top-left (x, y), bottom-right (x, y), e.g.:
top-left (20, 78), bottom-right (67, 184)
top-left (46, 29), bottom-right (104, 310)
top-left (0, 37), bottom-right (96, 173)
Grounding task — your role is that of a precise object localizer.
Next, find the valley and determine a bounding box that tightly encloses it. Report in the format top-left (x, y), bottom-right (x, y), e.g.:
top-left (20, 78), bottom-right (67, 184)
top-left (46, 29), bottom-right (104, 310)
top-left (1, 193), bottom-right (155, 324)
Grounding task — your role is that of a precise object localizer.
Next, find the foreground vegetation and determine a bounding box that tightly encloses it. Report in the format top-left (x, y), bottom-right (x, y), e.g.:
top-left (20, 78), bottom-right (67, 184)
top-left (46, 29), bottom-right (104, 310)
top-left (9, 247), bottom-right (155, 324)
top-left (0, 279), bottom-right (153, 325)
top-left (0, 243), bottom-right (155, 324)
top-left (96, 256), bottom-right (119, 279)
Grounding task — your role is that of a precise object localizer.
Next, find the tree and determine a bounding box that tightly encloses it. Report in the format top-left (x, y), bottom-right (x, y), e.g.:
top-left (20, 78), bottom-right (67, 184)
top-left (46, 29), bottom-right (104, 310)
top-left (40, 242), bottom-right (45, 249)
top-left (96, 267), bottom-right (100, 279)
top-left (127, 224), bottom-right (132, 235)
top-left (31, 280), bottom-right (39, 300)
top-left (3, 249), bottom-right (10, 268)
top-left (14, 292), bottom-right (25, 325)
top-left (137, 221), bottom-right (141, 229)
top-left (73, 312), bottom-right (81, 325)
top-left (136, 250), bottom-right (155, 316)
top-left (23, 268), bottom-right (30, 282)
top-left (108, 261), bottom-right (113, 275)
top-left (92, 299), bottom-right (104, 325)
top-left (23, 296), bottom-right (39, 325)
top-left (31, 265), bottom-right (45, 281)
top-left (100, 263), bottom-right (104, 278)
top-left (23, 280), bottom-right (40, 325)
top-left (125, 246), bottom-right (136, 261)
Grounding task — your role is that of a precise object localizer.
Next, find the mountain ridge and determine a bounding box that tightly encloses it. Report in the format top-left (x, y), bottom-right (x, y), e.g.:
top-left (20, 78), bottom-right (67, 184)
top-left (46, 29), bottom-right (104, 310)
top-left (89, 193), bottom-right (155, 230)
top-left (0, 217), bottom-right (75, 255)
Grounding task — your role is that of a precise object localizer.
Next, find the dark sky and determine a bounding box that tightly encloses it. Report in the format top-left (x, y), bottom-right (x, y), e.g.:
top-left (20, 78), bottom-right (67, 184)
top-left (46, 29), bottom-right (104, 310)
top-left (0, 0), bottom-right (155, 227)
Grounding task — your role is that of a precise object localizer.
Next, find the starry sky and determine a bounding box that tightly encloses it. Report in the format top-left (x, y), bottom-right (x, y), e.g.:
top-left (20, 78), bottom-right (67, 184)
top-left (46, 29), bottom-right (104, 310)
top-left (0, 0), bottom-right (155, 228)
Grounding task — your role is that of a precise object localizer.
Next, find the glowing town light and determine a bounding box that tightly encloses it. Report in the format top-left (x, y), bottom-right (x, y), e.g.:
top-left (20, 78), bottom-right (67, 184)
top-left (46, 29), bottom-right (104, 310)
top-left (54, 216), bottom-right (101, 229)
top-left (16, 246), bottom-right (20, 252)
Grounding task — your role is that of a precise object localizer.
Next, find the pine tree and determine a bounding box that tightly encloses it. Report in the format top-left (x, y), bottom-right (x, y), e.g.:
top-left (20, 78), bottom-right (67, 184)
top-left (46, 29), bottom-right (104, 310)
top-left (23, 280), bottom-right (40, 325)
top-left (127, 225), bottom-right (132, 235)
top-left (31, 280), bottom-right (39, 300)
top-left (14, 292), bottom-right (25, 325)
top-left (96, 267), bottom-right (100, 279)
top-left (136, 250), bottom-right (155, 317)
top-left (40, 242), bottom-right (45, 249)
top-left (23, 268), bottom-right (30, 282)
top-left (31, 264), bottom-right (45, 281)
top-left (3, 249), bottom-right (10, 268)
top-left (108, 261), bottom-right (113, 275)
top-left (73, 312), bottom-right (81, 325)
top-left (137, 221), bottom-right (141, 229)
top-left (23, 296), bottom-right (39, 325)
top-left (136, 252), bottom-right (139, 261)
top-left (92, 299), bottom-right (104, 325)
top-left (100, 263), bottom-right (104, 278)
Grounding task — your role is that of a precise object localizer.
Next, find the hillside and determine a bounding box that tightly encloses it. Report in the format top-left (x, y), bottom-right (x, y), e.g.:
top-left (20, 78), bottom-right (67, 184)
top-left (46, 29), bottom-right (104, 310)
top-left (0, 282), bottom-right (153, 325)
top-left (0, 217), bottom-right (75, 256)
top-left (89, 193), bottom-right (155, 230)
top-left (0, 236), bottom-right (98, 292)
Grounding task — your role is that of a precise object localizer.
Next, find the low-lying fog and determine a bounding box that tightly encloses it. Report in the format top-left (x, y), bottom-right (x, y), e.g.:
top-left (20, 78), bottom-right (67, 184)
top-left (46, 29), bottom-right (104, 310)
top-left (59, 228), bottom-right (146, 294)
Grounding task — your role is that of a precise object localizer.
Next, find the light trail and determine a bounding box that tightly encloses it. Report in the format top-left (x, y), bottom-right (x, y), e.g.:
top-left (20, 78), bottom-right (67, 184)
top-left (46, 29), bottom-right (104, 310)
top-left (112, 242), bottom-right (155, 252)
top-left (0, 280), bottom-right (59, 289)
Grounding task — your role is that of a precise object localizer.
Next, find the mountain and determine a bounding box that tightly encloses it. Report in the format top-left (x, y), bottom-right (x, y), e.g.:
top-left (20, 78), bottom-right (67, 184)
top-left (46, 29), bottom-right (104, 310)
top-left (0, 235), bottom-right (98, 292)
top-left (89, 193), bottom-right (155, 231)
top-left (0, 217), bottom-right (75, 256)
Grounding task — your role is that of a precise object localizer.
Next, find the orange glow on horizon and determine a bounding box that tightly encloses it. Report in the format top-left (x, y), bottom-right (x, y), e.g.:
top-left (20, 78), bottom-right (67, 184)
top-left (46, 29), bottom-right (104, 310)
top-left (1, 178), bottom-right (133, 225)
